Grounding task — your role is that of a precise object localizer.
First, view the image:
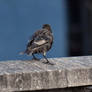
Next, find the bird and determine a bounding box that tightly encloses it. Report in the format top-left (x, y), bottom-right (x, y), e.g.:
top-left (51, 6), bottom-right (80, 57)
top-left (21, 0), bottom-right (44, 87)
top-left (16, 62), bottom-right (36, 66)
top-left (20, 24), bottom-right (53, 65)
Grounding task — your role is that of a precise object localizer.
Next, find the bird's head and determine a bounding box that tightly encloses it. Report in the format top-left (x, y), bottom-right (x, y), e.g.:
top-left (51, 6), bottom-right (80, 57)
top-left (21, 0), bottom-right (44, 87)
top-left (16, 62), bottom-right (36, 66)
top-left (42, 24), bottom-right (52, 32)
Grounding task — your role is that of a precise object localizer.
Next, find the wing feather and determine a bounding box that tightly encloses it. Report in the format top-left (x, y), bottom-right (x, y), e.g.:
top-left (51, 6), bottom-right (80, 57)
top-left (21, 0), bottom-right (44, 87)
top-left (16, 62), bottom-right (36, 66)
top-left (34, 40), bottom-right (46, 45)
top-left (27, 29), bottom-right (52, 49)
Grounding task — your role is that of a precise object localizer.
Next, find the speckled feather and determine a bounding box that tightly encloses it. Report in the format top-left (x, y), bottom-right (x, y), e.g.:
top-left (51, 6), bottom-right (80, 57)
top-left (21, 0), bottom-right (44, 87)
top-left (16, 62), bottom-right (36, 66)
top-left (25, 24), bottom-right (53, 56)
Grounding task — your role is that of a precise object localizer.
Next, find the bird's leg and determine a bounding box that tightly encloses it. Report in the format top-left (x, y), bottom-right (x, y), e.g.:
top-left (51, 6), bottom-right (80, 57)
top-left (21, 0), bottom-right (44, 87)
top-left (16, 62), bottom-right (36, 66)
top-left (32, 53), bottom-right (40, 61)
top-left (43, 54), bottom-right (49, 63)
top-left (42, 54), bottom-right (54, 65)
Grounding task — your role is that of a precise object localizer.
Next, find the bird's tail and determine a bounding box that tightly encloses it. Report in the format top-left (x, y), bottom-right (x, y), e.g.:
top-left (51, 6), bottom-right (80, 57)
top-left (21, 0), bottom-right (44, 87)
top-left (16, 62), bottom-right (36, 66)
top-left (19, 51), bottom-right (26, 55)
top-left (19, 49), bottom-right (32, 55)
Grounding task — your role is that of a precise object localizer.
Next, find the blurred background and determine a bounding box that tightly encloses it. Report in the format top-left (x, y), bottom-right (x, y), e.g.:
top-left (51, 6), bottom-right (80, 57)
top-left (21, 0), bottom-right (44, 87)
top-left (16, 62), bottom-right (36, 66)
top-left (0, 0), bottom-right (91, 61)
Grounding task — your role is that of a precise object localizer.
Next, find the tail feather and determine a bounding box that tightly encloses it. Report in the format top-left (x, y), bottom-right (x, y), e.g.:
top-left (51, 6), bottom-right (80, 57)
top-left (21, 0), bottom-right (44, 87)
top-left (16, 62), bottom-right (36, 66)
top-left (19, 49), bottom-right (32, 55)
top-left (19, 51), bottom-right (26, 55)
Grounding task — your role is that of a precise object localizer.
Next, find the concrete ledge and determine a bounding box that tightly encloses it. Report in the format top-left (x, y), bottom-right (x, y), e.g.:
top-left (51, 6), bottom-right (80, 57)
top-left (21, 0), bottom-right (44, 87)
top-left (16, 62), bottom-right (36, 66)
top-left (0, 56), bottom-right (92, 91)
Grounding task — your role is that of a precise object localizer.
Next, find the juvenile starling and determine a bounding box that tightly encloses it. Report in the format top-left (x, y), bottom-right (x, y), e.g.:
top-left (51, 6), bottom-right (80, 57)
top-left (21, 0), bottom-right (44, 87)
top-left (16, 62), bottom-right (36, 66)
top-left (21, 24), bottom-right (53, 65)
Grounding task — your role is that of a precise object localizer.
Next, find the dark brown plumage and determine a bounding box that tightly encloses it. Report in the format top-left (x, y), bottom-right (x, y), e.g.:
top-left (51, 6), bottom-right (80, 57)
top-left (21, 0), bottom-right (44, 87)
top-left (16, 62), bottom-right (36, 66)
top-left (21, 24), bottom-right (53, 65)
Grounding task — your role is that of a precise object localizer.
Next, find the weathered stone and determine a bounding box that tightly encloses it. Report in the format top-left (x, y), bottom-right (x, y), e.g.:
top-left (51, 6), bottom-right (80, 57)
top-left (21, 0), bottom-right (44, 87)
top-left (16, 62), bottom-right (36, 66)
top-left (0, 56), bottom-right (92, 91)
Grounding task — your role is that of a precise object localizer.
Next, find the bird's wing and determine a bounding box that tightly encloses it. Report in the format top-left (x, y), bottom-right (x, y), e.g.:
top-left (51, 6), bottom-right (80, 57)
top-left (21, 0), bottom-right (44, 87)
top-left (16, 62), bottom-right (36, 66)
top-left (34, 39), bottom-right (46, 45)
top-left (33, 29), bottom-right (52, 46)
top-left (27, 30), bottom-right (42, 47)
top-left (27, 29), bottom-right (52, 48)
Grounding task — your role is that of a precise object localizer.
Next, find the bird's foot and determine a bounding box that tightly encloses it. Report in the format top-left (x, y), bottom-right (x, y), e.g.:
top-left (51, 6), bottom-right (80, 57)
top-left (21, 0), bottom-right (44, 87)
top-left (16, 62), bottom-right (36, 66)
top-left (43, 61), bottom-right (54, 65)
top-left (32, 58), bottom-right (40, 61)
